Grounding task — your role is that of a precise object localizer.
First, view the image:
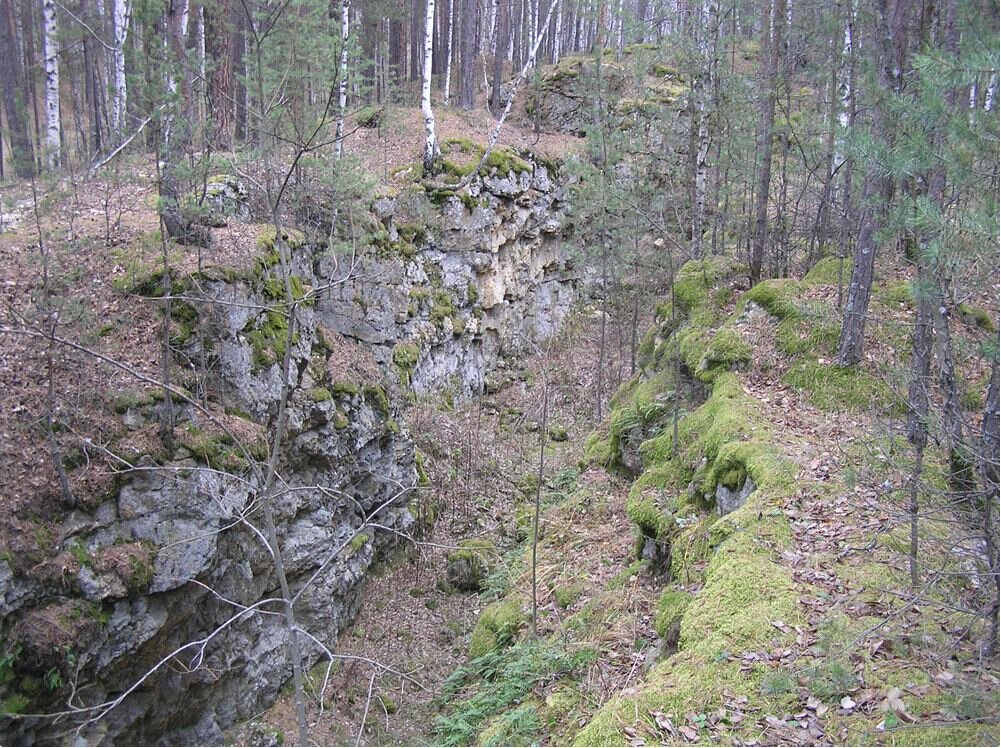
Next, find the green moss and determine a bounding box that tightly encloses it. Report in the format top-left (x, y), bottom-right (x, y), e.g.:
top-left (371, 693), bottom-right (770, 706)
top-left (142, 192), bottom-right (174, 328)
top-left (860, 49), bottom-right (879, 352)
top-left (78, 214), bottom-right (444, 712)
top-left (392, 341), bottom-right (420, 370)
top-left (347, 533), bottom-right (369, 555)
top-left (672, 257), bottom-right (740, 314)
top-left (653, 589), bottom-right (691, 640)
top-left (552, 584), bottom-right (583, 609)
top-left (330, 380), bottom-right (361, 397)
top-left (574, 499), bottom-right (799, 747)
top-left (177, 423), bottom-right (246, 472)
top-left (256, 225), bottom-right (305, 254)
top-left (2, 693), bottom-right (31, 714)
top-left (169, 302), bottom-right (199, 346)
top-left (469, 599), bottom-right (527, 658)
top-left (309, 387), bottom-right (332, 402)
top-left (125, 545), bottom-right (155, 592)
top-left (332, 409), bottom-right (350, 429)
top-left (784, 360), bottom-right (900, 413)
top-left (364, 385), bottom-right (391, 416)
top-left (697, 328), bottom-right (752, 382)
top-left (626, 495), bottom-right (674, 541)
top-left (483, 147), bottom-right (532, 175)
top-left (775, 315), bottom-right (841, 356)
top-left (879, 281), bottom-right (916, 309)
top-left (447, 538), bottom-right (496, 592)
top-left (430, 289), bottom-right (458, 326)
top-left (245, 309), bottom-right (292, 370)
top-left (744, 279), bottom-right (801, 319)
top-left (804, 256), bottom-right (853, 285)
top-left (112, 389), bottom-right (157, 414)
top-left (582, 430), bottom-right (613, 468)
top-left (958, 303), bottom-right (997, 333)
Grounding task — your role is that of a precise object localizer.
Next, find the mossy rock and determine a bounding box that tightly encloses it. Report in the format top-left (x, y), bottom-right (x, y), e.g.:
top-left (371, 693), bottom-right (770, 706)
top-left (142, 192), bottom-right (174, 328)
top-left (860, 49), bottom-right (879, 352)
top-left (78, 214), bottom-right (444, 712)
top-left (573, 500), bottom-right (799, 747)
top-left (697, 328), bottom-right (752, 382)
top-left (256, 225), bottom-right (305, 254)
top-left (653, 589), bottom-right (691, 646)
top-left (468, 599), bottom-right (527, 658)
top-left (446, 539), bottom-right (497, 592)
top-left (958, 303), bottom-right (997, 333)
top-left (548, 425), bottom-right (569, 442)
top-left (804, 256), bottom-right (853, 285)
top-left (744, 279), bottom-right (801, 319)
top-left (244, 309), bottom-right (294, 370)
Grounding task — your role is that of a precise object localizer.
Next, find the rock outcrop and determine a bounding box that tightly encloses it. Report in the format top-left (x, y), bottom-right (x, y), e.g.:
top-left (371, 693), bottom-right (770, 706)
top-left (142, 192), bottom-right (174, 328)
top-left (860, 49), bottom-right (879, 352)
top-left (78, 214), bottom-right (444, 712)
top-left (317, 161), bottom-right (579, 403)
top-left (0, 155), bottom-right (580, 746)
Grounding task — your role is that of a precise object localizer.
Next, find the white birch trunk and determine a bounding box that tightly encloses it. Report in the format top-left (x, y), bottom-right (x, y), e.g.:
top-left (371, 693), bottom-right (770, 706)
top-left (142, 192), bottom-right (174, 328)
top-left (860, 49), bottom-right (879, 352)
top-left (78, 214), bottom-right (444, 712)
top-left (614, 0), bottom-right (623, 58)
top-left (334, 0), bottom-right (350, 158)
top-left (552, 1), bottom-right (562, 62)
top-left (42, 0), bottom-right (60, 169)
top-left (421, 0), bottom-right (438, 172)
top-left (112, 0), bottom-right (130, 133)
top-left (443, 0), bottom-right (454, 104)
top-left (834, 0), bottom-right (855, 169)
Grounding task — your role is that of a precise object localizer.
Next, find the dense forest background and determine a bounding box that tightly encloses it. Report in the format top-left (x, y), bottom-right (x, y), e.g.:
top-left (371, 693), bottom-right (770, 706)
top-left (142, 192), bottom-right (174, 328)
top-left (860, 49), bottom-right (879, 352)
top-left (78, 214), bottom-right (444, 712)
top-left (0, 0), bottom-right (999, 745)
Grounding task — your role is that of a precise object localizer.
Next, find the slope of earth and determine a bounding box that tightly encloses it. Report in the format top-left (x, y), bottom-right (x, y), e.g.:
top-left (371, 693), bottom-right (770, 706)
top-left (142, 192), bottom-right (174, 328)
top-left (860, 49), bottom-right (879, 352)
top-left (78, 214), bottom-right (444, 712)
top-left (377, 256), bottom-right (999, 747)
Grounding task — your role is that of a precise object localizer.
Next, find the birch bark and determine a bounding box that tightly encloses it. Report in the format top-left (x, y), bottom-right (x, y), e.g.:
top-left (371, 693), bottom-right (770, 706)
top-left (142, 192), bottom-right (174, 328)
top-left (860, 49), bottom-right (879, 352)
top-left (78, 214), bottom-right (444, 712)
top-left (421, 0), bottom-right (439, 173)
top-left (42, 0), bottom-right (60, 168)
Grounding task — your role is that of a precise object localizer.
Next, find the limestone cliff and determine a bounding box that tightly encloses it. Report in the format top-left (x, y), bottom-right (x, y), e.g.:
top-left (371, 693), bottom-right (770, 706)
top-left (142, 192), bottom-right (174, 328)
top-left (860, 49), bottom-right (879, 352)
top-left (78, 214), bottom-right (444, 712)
top-left (0, 157), bottom-right (579, 745)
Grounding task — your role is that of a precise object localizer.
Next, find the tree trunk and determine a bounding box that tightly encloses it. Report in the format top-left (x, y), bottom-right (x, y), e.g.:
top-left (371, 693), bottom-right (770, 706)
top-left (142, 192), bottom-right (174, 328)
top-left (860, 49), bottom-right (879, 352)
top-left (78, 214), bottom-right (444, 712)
top-left (443, 0), bottom-right (455, 103)
top-left (491, 0), bottom-right (508, 113)
top-left (421, 0), bottom-right (439, 173)
top-left (111, 0), bottom-right (130, 135)
top-left (459, 0), bottom-right (476, 109)
top-left (411, 0), bottom-right (422, 81)
top-left (19, 0), bottom-right (40, 173)
top-left (0, 0), bottom-right (34, 178)
top-left (80, 0), bottom-right (103, 157)
top-left (835, 0), bottom-right (913, 365)
top-left (980, 360), bottom-right (999, 656)
top-left (750, 0), bottom-right (784, 284)
top-left (233, 5), bottom-right (247, 142)
top-left (906, 260), bottom-right (933, 588)
top-left (334, 0), bottom-right (350, 159)
top-left (42, 0), bottom-right (59, 169)
top-left (161, 0), bottom-right (208, 246)
top-left (204, 0), bottom-right (233, 149)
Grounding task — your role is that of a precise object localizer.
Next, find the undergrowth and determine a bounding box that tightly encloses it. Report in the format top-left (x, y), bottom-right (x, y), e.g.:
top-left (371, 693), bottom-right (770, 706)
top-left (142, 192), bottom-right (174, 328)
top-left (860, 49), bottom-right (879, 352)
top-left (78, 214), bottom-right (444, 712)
top-left (433, 640), bottom-right (596, 746)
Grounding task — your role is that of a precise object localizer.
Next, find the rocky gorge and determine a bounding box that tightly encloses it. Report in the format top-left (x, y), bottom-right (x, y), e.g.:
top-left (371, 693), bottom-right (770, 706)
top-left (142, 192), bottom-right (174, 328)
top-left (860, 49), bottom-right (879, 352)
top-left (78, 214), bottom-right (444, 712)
top-left (0, 154), bottom-right (580, 745)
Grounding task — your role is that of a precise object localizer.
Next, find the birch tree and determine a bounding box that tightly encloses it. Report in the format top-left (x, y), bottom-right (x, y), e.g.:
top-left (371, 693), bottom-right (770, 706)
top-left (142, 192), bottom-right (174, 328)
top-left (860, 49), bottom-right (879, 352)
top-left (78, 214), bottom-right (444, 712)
top-left (42, 0), bottom-right (60, 169)
top-left (443, 0), bottom-right (455, 104)
top-left (421, 0), bottom-right (439, 173)
top-left (111, 0), bottom-right (131, 135)
top-left (334, 0), bottom-right (350, 159)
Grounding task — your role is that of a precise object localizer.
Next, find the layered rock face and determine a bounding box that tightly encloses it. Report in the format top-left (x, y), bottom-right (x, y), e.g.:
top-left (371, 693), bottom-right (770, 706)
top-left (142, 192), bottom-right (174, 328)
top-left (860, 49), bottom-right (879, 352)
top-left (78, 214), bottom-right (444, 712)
top-left (1, 160), bottom-right (578, 746)
top-left (317, 164), bottom-right (579, 403)
top-left (2, 257), bottom-right (414, 745)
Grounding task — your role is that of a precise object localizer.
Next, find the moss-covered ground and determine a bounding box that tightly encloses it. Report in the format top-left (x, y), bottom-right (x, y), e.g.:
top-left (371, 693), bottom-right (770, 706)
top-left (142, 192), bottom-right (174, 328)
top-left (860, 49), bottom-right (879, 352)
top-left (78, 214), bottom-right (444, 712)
top-left (424, 257), bottom-right (998, 747)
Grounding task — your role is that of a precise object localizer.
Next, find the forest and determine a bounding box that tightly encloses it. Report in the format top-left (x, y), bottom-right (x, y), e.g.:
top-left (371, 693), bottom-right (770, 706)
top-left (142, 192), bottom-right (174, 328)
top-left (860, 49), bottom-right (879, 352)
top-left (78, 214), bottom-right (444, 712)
top-left (0, 0), bottom-right (998, 746)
